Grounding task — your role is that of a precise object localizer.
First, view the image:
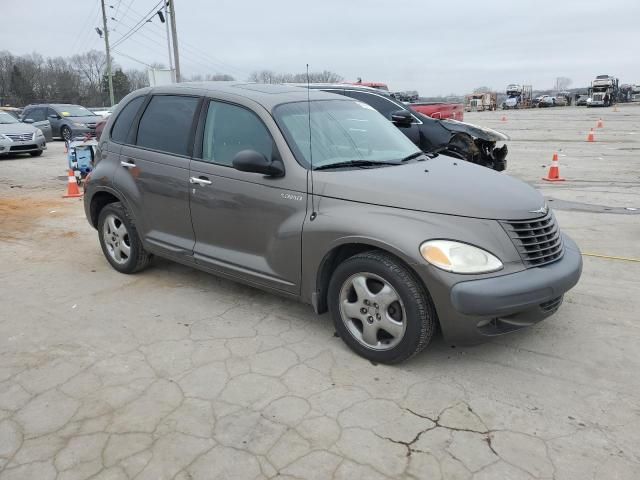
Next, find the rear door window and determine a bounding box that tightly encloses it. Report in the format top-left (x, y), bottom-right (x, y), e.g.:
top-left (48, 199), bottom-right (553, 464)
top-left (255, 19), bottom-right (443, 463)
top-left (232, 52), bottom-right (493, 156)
top-left (136, 95), bottom-right (199, 156)
top-left (346, 91), bottom-right (402, 120)
top-left (110, 96), bottom-right (145, 144)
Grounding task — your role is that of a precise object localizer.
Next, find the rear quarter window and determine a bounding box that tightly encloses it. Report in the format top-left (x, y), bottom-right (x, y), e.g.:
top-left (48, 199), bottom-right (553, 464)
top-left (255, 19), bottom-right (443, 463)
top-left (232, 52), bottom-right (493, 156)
top-left (110, 96), bottom-right (145, 144)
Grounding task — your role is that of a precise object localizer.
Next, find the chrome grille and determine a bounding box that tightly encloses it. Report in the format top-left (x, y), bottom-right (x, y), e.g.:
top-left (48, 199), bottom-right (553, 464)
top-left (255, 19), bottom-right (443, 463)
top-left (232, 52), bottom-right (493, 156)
top-left (5, 133), bottom-right (35, 142)
top-left (501, 212), bottom-right (564, 267)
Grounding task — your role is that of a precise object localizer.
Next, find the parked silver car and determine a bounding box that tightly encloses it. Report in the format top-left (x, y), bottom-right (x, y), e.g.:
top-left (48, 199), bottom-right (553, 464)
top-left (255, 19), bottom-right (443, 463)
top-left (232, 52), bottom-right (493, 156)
top-left (21, 104), bottom-right (100, 141)
top-left (0, 111), bottom-right (47, 156)
top-left (1, 106), bottom-right (52, 141)
top-left (84, 83), bottom-right (582, 363)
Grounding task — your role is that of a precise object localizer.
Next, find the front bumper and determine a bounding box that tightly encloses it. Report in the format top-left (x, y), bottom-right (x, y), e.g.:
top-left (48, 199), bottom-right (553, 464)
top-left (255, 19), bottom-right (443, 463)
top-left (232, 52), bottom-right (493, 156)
top-left (427, 234), bottom-right (582, 344)
top-left (70, 126), bottom-right (96, 139)
top-left (0, 138), bottom-right (46, 154)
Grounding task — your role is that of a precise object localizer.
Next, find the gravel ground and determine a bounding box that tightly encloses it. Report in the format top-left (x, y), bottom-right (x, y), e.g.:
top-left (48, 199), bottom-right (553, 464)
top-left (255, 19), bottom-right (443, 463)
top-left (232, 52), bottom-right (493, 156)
top-left (0, 103), bottom-right (639, 480)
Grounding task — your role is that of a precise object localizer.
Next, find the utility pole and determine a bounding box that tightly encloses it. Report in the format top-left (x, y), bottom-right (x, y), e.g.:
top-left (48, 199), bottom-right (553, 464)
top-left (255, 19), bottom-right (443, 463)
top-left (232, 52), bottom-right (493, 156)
top-left (163, 1), bottom-right (175, 82)
top-left (168, 0), bottom-right (181, 82)
top-left (100, 0), bottom-right (115, 105)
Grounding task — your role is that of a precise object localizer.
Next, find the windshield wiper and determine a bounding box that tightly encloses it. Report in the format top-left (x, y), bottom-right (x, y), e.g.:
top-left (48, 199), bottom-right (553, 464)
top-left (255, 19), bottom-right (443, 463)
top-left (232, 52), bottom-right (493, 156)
top-left (314, 160), bottom-right (401, 171)
top-left (400, 151), bottom-right (426, 162)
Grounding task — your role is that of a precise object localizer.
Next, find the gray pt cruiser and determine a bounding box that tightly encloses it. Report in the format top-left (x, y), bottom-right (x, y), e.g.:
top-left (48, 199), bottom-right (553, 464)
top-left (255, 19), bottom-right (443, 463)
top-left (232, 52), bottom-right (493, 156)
top-left (84, 82), bottom-right (582, 363)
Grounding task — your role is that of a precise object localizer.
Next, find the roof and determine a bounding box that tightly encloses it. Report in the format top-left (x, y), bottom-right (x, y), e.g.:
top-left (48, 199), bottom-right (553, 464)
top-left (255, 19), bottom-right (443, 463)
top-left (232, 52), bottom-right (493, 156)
top-left (290, 82), bottom-right (396, 98)
top-left (143, 81), bottom-right (346, 110)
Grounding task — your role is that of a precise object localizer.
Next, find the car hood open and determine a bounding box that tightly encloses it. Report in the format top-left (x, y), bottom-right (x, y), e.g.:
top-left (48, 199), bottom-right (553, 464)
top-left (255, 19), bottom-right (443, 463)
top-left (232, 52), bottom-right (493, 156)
top-left (314, 156), bottom-right (545, 220)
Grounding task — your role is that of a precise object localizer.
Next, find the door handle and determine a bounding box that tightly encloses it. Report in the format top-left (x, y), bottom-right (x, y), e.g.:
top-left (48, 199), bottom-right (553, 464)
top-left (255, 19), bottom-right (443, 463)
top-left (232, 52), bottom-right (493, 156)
top-left (120, 160), bottom-right (136, 168)
top-left (190, 176), bottom-right (212, 186)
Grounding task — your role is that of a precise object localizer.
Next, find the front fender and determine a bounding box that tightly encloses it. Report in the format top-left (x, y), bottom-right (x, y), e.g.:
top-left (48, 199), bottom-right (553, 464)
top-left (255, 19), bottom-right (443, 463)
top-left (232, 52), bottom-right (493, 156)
top-left (300, 197), bottom-right (524, 308)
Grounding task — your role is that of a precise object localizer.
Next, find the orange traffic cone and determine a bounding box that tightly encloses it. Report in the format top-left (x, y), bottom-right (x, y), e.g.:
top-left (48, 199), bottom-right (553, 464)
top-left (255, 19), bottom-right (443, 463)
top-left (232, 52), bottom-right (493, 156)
top-left (587, 128), bottom-right (595, 142)
top-left (596, 118), bottom-right (603, 128)
top-left (542, 153), bottom-right (565, 182)
top-left (63, 169), bottom-right (83, 198)
top-left (501, 115), bottom-right (507, 122)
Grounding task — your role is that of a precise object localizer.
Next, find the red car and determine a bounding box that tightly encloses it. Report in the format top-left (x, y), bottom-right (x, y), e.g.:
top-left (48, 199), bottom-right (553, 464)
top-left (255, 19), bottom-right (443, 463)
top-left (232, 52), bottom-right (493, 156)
top-left (410, 102), bottom-right (464, 121)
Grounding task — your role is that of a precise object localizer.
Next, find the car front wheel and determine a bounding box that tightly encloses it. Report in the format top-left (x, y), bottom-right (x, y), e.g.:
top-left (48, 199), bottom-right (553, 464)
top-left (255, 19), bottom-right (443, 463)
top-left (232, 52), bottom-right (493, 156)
top-left (30, 150), bottom-right (43, 157)
top-left (98, 202), bottom-right (151, 274)
top-left (328, 251), bottom-right (437, 363)
top-left (61, 126), bottom-right (72, 141)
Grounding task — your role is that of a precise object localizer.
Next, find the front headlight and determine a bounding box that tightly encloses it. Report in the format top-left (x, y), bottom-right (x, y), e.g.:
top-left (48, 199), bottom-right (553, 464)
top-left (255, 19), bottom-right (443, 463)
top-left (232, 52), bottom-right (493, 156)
top-left (36, 129), bottom-right (44, 137)
top-left (420, 240), bottom-right (503, 274)
top-left (72, 122), bottom-right (87, 128)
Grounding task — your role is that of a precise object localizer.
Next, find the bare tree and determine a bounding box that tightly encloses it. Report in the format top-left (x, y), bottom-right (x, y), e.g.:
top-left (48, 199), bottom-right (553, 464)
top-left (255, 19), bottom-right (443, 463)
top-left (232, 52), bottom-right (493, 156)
top-left (72, 50), bottom-right (107, 103)
top-left (126, 69), bottom-right (149, 91)
top-left (206, 73), bottom-right (234, 81)
top-left (247, 69), bottom-right (343, 84)
top-left (473, 86), bottom-right (492, 93)
top-left (0, 49), bottom-right (149, 106)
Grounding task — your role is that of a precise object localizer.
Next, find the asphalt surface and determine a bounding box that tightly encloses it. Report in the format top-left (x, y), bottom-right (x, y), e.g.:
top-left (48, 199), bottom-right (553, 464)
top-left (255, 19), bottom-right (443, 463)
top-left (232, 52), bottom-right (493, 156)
top-left (0, 104), bottom-right (639, 479)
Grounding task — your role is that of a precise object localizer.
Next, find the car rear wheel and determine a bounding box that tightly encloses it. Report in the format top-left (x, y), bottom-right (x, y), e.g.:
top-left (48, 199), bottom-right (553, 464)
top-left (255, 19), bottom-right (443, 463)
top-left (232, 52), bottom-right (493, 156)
top-left (61, 126), bottom-right (72, 141)
top-left (29, 150), bottom-right (43, 157)
top-left (98, 202), bottom-right (151, 274)
top-left (328, 251), bottom-right (437, 363)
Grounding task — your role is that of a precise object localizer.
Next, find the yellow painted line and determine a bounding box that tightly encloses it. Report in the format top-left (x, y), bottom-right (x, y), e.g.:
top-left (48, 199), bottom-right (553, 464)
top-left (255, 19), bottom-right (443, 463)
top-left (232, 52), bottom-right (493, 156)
top-left (582, 253), bottom-right (640, 263)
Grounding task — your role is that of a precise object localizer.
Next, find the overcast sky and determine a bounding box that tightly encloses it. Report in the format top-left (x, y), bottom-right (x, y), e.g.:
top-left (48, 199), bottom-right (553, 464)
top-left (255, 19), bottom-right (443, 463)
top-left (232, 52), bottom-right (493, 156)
top-left (2, 0), bottom-right (639, 95)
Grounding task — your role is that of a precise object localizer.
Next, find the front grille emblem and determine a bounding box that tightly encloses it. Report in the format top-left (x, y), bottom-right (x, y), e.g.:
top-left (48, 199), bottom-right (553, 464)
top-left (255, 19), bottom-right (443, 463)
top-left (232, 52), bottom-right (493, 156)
top-left (529, 204), bottom-right (548, 215)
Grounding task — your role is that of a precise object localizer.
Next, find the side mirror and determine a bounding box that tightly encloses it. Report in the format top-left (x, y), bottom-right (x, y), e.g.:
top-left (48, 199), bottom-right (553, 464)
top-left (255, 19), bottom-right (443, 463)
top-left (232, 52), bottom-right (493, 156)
top-left (390, 109), bottom-right (413, 126)
top-left (48, 114), bottom-right (60, 120)
top-left (22, 118), bottom-right (34, 124)
top-left (232, 150), bottom-right (284, 177)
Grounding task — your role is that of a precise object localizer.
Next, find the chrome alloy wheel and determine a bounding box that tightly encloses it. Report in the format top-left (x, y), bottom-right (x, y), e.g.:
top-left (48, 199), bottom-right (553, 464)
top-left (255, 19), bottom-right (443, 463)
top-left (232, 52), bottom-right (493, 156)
top-left (338, 272), bottom-right (407, 350)
top-left (102, 213), bottom-right (131, 265)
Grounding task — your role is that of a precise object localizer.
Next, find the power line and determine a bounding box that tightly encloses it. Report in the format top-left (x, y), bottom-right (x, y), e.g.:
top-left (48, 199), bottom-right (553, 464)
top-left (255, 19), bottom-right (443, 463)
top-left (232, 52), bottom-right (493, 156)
top-left (111, 0), bottom-right (163, 49)
top-left (117, 3), bottom-right (250, 78)
top-left (70, 0), bottom-right (102, 54)
top-left (112, 49), bottom-right (154, 68)
top-left (111, 12), bottom-right (239, 77)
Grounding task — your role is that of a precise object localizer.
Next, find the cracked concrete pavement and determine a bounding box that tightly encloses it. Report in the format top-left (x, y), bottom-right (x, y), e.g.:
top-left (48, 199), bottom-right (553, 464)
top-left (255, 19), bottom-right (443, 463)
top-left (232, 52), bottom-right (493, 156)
top-left (1, 104), bottom-right (639, 479)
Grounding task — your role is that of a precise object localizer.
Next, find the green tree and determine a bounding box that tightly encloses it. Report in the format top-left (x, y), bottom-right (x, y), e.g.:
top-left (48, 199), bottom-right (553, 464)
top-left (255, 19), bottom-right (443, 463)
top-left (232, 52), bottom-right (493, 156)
top-left (102, 68), bottom-right (131, 104)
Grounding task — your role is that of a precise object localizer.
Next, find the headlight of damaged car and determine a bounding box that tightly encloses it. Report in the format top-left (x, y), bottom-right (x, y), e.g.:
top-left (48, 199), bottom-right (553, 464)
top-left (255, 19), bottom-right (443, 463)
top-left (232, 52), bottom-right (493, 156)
top-left (36, 129), bottom-right (44, 137)
top-left (72, 122), bottom-right (87, 127)
top-left (420, 240), bottom-right (503, 274)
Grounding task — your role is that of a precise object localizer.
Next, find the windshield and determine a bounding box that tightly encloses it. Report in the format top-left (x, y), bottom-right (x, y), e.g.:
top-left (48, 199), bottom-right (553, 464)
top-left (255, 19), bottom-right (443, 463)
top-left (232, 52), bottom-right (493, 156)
top-left (0, 112), bottom-right (19, 124)
top-left (55, 105), bottom-right (97, 117)
top-left (274, 100), bottom-right (420, 169)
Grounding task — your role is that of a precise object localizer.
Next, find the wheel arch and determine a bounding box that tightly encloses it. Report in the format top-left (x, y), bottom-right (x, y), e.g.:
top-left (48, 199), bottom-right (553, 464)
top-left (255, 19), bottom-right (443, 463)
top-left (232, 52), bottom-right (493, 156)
top-left (313, 240), bottom-right (427, 315)
top-left (89, 188), bottom-right (124, 228)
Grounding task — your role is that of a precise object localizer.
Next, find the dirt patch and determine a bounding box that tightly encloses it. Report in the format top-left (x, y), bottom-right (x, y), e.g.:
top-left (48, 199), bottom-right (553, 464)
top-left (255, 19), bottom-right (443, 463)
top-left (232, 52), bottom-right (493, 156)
top-left (0, 196), bottom-right (68, 240)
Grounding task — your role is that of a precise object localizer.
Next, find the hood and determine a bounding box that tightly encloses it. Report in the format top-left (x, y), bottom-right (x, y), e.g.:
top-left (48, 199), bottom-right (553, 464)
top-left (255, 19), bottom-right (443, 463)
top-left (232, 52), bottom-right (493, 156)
top-left (64, 116), bottom-right (100, 125)
top-left (439, 119), bottom-right (509, 142)
top-left (314, 156), bottom-right (545, 220)
top-left (0, 123), bottom-right (39, 135)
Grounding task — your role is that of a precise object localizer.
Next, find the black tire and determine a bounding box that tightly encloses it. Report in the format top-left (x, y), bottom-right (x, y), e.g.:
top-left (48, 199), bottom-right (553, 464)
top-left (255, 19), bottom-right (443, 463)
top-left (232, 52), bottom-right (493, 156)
top-left (29, 150), bottom-right (43, 157)
top-left (61, 125), bottom-right (72, 141)
top-left (97, 202), bottom-right (151, 274)
top-left (328, 250), bottom-right (437, 364)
